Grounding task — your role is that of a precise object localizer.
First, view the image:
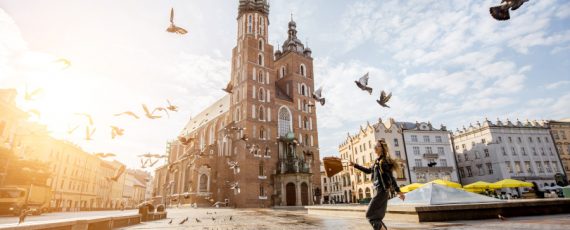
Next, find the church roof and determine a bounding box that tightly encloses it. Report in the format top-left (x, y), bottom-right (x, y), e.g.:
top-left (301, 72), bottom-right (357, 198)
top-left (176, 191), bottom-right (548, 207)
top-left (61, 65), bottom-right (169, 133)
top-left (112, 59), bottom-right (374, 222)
top-left (181, 95), bottom-right (230, 135)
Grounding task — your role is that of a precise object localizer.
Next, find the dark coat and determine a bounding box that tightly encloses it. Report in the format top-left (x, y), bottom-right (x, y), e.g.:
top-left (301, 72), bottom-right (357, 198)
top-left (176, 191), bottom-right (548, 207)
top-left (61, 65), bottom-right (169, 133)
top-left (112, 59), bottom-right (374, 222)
top-left (354, 157), bottom-right (400, 193)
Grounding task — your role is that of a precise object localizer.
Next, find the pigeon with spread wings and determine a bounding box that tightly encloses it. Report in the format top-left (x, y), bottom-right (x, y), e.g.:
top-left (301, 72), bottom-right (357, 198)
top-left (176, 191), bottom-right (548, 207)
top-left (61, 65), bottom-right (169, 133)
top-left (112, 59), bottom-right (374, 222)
top-left (178, 135), bottom-right (195, 145)
top-left (85, 126), bottom-right (96, 141)
top-left (166, 8), bottom-right (188, 35)
top-left (376, 90), bottom-right (392, 108)
top-left (312, 87), bottom-right (326, 106)
top-left (75, 113), bottom-right (94, 125)
top-left (142, 104), bottom-right (162, 119)
top-left (223, 82), bottom-right (234, 94)
top-left (114, 111), bottom-right (140, 119)
top-left (153, 107), bottom-right (170, 118)
top-left (24, 86), bottom-right (43, 101)
top-left (355, 72), bottom-right (373, 95)
top-left (166, 100), bottom-right (179, 112)
top-left (490, 0), bottom-right (529, 21)
top-left (110, 126), bottom-right (125, 139)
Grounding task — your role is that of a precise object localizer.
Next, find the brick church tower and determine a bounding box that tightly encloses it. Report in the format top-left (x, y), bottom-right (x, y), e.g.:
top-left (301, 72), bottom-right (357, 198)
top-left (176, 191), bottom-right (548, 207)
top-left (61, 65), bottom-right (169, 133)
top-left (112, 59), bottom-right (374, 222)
top-left (156, 0), bottom-right (320, 208)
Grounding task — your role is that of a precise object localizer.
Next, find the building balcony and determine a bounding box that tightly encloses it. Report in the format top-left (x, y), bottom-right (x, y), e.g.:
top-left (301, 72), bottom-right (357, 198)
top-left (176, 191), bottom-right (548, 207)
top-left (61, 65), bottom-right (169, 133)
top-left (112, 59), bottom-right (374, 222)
top-left (412, 166), bottom-right (453, 173)
top-left (423, 153), bottom-right (439, 159)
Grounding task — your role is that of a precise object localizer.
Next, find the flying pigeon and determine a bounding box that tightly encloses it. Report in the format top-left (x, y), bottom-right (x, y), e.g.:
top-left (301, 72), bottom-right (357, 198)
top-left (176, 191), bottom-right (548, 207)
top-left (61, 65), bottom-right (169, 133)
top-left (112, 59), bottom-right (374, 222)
top-left (490, 0), bottom-right (529, 21)
top-left (85, 126), bottom-right (96, 141)
top-left (166, 8), bottom-right (188, 35)
top-left (114, 111), bottom-right (140, 119)
top-left (179, 217), bottom-right (188, 225)
top-left (67, 125), bottom-right (80, 135)
top-left (24, 86), bottom-right (43, 101)
top-left (229, 216), bottom-right (233, 221)
top-left (142, 104), bottom-right (162, 119)
top-left (376, 90), bottom-right (392, 108)
top-left (18, 209), bottom-right (31, 224)
top-left (195, 218), bottom-right (201, 223)
top-left (168, 219), bottom-right (173, 224)
top-left (75, 113), bottom-right (94, 125)
top-left (228, 160), bottom-right (240, 174)
top-left (223, 82), bottom-right (234, 94)
top-left (312, 87), bottom-right (325, 106)
top-left (178, 135), bottom-right (195, 145)
top-left (153, 107), bottom-right (170, 118)
top-left (110, 126), bottom-right (124, 139)
top-left (355, 72), bottom-right (373, 94)
top-left (149, 159), bottom-right (160, 167)
top-left (166, 100), bottom-right (179, 112)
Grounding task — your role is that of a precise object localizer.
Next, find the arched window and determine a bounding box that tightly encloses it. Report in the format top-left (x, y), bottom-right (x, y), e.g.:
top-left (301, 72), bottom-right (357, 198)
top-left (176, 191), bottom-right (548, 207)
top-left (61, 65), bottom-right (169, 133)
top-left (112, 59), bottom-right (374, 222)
top-left (259, 16), bottom-right (265, 35)
top-left (247, 15), bottom-right (252, 33)
top-left (209, 126), bottom-right (215, 145)
top-left (365, 187), bottom-right (371, 198)
top-left (304, 134), bottom-right (309, 146)
top-left (200, 132), bottom-right (205, 150)
top-left (258, 54), bottom-right (263, 66)
top-left (301, 85), bottom-right (306, 96)
top-left (278, 107), bottom-right (292, 137)
top-left (302, 99), bottom-right (307, 112)
top-left (259, 106), bottom-right (265, 121)
top-left (300, 64), bottom-right (306, 77)
top-left (280, 66), bottom-right (286, 78)
top-left (199, 174), bottom-right (208, 192)
top-left (258, 88), bottom-right (265, 102)
top-left (259, 126), bottom-right (266, 139)
top-left (259, 161), bottom-right (264, 176)
top-left (259, 184), bottom-right (265, 196)
top-left (259, 39), bottom-right (264, 51)
top-left (258, 71), bottom-right (264, 84)
top-left (303, 116), bottom-right (309, 129)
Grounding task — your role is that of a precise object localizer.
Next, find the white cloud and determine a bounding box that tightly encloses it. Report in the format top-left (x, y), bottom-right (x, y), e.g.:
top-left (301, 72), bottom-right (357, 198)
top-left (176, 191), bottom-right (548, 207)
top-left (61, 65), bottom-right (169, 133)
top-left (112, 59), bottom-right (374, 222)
top-left (545, 80), bottom-right (570, 89)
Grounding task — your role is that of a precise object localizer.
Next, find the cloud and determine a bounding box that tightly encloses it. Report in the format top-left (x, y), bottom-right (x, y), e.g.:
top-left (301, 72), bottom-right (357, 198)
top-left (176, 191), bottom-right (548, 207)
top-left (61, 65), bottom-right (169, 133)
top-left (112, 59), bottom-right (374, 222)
top-left (545, 80), bottom-right (570, 89)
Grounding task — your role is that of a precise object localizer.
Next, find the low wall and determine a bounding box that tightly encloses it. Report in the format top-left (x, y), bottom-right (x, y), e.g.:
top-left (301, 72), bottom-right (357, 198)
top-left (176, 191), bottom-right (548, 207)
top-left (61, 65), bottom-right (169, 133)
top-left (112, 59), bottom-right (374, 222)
top-left (0, 212), bottom-right (167, 230)
top-left (307, 199), bottom-right (570, 222)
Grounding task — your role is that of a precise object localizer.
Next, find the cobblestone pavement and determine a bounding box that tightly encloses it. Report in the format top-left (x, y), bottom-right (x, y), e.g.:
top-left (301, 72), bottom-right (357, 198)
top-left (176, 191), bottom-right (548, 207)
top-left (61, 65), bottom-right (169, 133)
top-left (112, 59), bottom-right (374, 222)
top-left (120, 207), bottom-right (570, 230)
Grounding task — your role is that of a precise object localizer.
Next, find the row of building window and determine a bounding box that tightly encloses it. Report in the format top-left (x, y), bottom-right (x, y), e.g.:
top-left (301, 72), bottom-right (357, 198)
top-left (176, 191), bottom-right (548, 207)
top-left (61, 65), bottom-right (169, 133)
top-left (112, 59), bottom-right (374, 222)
top-left (412, 146), bottom-right (446, 155)
top-left (459, 160), bottom-right (560, 178)
top-left (410, 135), bottom-right (443, 143)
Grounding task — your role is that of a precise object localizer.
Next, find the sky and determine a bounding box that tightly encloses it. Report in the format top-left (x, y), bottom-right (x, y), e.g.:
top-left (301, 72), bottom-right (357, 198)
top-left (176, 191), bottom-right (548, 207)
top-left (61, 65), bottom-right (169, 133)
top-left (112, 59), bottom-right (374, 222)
top-left (1, 0), bottom-right (569, 172)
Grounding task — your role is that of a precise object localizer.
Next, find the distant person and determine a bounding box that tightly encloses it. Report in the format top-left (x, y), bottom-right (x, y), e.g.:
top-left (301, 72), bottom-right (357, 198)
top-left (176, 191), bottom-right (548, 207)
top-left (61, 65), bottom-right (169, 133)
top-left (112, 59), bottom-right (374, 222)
top-left (350, 139), bottom-right (405, 230)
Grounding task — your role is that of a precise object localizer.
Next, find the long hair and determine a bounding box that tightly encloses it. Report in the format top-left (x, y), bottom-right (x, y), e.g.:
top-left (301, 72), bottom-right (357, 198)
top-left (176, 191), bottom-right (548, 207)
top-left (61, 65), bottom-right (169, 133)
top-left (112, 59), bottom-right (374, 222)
top-left (376, 139), bottom-right (400, 171)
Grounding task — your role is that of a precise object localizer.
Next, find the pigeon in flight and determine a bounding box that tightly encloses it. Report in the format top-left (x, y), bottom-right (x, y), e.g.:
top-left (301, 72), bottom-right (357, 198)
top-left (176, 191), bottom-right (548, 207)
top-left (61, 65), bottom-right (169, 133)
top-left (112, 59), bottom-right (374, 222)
top-left (114, 111), bottom-right (140, 119)
top-left (166, 100), bottom-right (179, 112)
top-left (67, 125), bottom-right (80, 135)
top-left (85, 126), bottom-right (96, 141)
top-left (110, 126), bottom-right (124, 139)
top-left (223, 82), bottom-right (234, 94)
top-left (153, 107), bottom-right (170, 118)
top-left (142, 104), bottom-right (162, 119)
top-left (75, 113), bottom-right (94, 125)
top-left (168, 219), bottom-right (173, 224)
top-left (240, 134), bottom-right (249, 142)
top-left (149, 159), bottom-right (160, 167)
top-left (178, 135), bottom-right (195, 145)
top-left (376, 90), bottom-right (392, 108)
top-left (195, 218), bottom-right (201, 223)
top-left (228, 160), bottom-right (240, 174)
top-left (166, 8), bottom-right (188, 35)
top-left (24, 86), bottom-right (43, 101)
top-left (490, 0), bottom-right (529, 21)
top-left (179, 217), bottom-right (188, 225)
top-left (355, 72), bottom-right (373, 95)
top-left (312, 87), bottom-right (325, 106)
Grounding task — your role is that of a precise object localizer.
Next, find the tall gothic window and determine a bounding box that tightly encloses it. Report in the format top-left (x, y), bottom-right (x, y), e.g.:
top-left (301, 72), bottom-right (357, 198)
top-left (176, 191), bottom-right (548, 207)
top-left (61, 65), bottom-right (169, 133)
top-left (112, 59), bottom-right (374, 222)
top-left (278, 107), bottom-right (292, 137)
top-left (258, 71), bottom-right (264, 84)
top-left (258, 54), bottom-right (263, 66)
top-left (247, 15), bottom-right (252, 33)
top-left (259, 39), bottom-right (264, 50)
top-left (300, 64), bottom-right (306, 77)
top-left (259, 126), bottom-right (266, 139)
top-left (258, 88), bottom-right (265, 101)
top-left (280, 66), bottom-right (286, 78)
top-left (259, 16), bottom-right (264, 35)
top-left (199, 174), bottom-right (208, 192)
top-left (259, 106), bottom-right (265, 121)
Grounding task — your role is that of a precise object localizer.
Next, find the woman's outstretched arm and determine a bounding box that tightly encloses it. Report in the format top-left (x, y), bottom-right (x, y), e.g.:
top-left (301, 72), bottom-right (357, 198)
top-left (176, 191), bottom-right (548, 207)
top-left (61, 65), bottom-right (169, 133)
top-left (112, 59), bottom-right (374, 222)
top-left (350, 161), bottom-right (372, 174)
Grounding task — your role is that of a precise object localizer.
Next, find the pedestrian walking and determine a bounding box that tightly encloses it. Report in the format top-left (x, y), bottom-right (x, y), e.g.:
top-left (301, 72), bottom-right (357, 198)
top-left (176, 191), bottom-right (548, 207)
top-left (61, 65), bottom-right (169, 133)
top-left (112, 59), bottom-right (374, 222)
top-left (350, 139), bottom-right (405, 230)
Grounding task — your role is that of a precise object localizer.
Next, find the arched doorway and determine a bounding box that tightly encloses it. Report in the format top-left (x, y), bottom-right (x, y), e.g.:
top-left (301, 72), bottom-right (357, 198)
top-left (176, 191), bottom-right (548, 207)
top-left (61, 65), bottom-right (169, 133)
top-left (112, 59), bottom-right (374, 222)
top-left (301, 183), bottom-right (309, 205)
top-left (286, 183), bottom-right (296, 206)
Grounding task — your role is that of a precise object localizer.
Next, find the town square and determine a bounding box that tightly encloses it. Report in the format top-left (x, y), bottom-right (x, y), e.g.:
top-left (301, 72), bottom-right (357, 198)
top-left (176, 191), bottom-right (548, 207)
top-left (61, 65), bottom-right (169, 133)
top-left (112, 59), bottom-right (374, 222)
top-left (1, 0), bottom-right (569, 229)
